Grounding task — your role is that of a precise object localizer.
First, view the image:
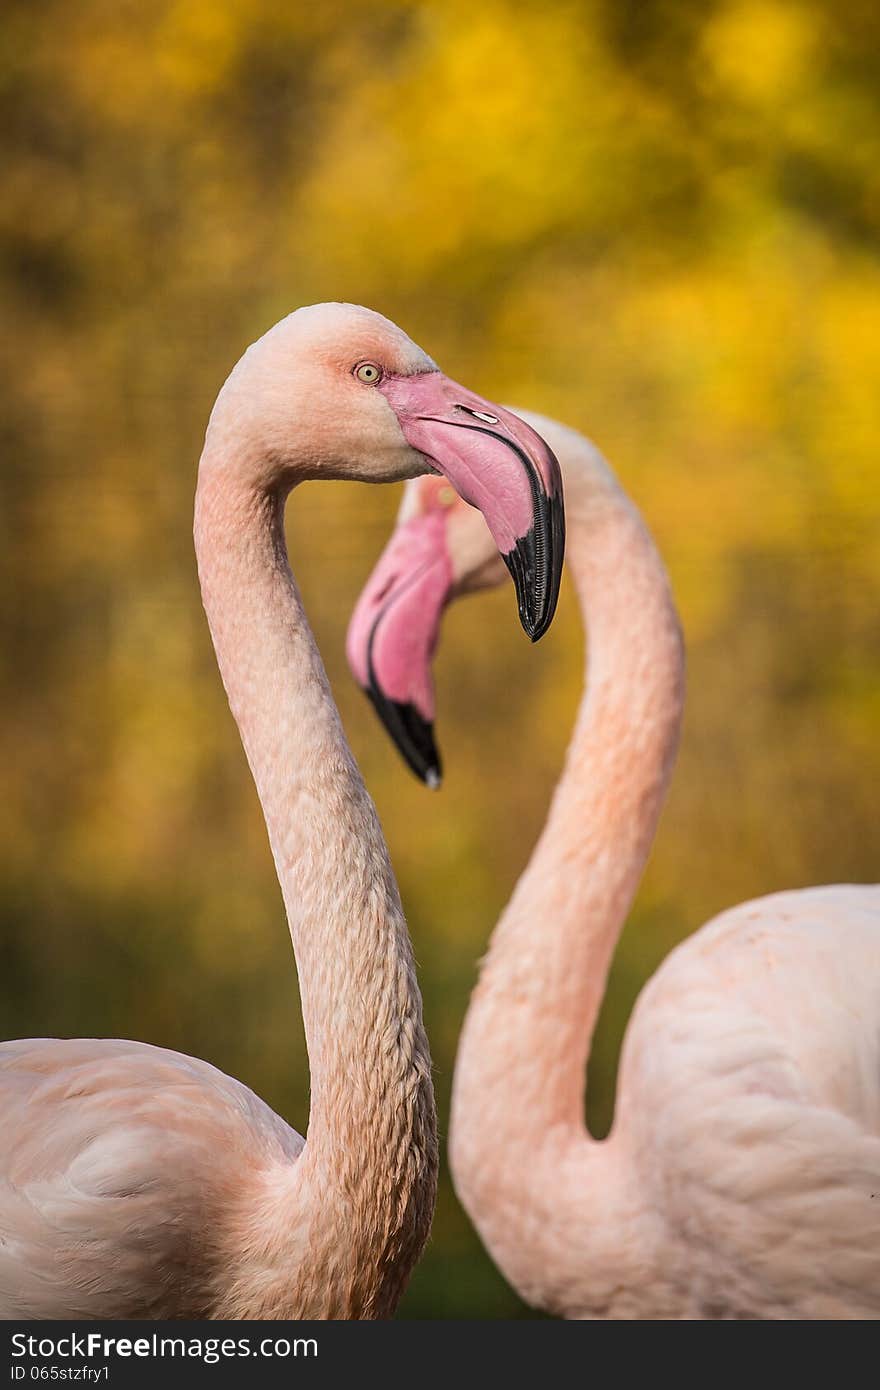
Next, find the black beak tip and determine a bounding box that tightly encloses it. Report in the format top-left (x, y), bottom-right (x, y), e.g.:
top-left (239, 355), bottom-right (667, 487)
top-left (363, 686), bottom-right (443, 788)
top-left (504, 489), bottom-right (566, 644)
top-left (421, 763), bottom-right (443, 790)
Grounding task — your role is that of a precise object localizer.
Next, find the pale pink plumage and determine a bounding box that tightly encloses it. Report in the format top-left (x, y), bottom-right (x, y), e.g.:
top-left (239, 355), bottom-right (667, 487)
top-left (352, 411), bottom-right (880, 1319)
top-left (0, 1039), bottom-right (304, 1318)
top-left (0, 305), bottom-right (563, 1319)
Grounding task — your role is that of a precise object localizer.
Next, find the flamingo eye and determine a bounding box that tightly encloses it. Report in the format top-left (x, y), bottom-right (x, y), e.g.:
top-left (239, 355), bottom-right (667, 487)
top-left (354, 362), bottom-right (383, 385)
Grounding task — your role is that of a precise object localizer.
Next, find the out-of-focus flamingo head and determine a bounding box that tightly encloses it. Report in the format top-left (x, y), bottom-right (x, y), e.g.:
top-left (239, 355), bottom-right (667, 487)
top-left (207, 303), bottom-right (565, 643)
top-left (346, 474), bottom-right (509, 785)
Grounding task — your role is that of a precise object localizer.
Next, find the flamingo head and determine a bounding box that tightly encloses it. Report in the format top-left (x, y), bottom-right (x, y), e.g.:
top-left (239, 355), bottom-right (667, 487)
top-left (207, 303), bottom-right (564, 643)
top-left (346, 474), bottom-right (509, 785)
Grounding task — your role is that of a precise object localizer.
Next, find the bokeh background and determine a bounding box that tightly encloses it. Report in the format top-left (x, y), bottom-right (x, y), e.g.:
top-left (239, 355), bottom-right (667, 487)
top-left (3, 0), bottom-right (880, 1317)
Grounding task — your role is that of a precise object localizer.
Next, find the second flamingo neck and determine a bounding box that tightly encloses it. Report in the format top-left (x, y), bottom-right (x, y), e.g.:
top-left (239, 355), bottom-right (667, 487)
top-left (457, 479), bottom-right (684, 1146)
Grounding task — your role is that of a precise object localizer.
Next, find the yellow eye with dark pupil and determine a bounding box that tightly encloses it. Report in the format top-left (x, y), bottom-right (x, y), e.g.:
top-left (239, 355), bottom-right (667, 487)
top-left (355, 362), bottom-right (382, 384)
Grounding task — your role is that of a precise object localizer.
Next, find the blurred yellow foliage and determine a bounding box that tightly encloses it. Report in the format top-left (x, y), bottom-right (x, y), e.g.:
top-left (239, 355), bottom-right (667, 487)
top-left (704, 1), bottom-right (815, 102)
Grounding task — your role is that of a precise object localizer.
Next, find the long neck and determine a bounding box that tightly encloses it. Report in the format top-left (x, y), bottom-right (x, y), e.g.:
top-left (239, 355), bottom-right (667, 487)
top-left (450, 446), bottom-right (684, 1310)
top-left (195, 454), bottom-right (437, 1318)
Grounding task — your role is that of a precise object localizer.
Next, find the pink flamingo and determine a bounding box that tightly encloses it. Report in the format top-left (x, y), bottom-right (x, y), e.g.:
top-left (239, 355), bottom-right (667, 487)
top-left (349, 409), bottom-right (880, 1319)
top-left (0, 305), bottom-right (564, 1319)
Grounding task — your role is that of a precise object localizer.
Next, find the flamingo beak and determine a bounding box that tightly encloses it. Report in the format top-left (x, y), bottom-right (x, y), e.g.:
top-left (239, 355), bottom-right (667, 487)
top-left (346, 509), bottom-right (451, 786)
top-left (380, 372), bottom-right (565, 642)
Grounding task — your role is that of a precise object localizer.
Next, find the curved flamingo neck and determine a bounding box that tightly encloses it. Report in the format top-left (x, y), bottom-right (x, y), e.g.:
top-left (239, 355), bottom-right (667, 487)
top-left (194, 451), bottom-right (436, 1317)
top-left (450, 444), bottom-right (684, 1310)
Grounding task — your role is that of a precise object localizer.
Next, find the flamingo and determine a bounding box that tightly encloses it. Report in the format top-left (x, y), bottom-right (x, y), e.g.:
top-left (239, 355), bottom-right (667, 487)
top-left (348, 410), bottom-right (880, 1319)
top-left (0, 305), bottom-right (565, 1319)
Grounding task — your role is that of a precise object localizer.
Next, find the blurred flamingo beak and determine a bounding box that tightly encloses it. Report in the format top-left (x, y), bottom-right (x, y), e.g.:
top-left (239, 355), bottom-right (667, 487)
top-left (346, 509), bottom-right (451, 786)
top-left (380, 372), bottom-right (565, 642)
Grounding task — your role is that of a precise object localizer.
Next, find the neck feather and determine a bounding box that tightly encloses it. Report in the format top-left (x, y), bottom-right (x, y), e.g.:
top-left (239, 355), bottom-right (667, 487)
top-left (450, 448), bottom-right (684, 1311)
top-left (194, 452), bottom-right (437, 1317)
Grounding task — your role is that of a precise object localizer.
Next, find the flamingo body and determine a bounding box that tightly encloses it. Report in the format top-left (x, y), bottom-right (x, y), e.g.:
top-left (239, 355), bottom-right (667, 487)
top-left (0, 1039), bottom-right (303, 1318)
top-left (349, 412), bottom-right (880, 1319)
top-left (0, 306), bottom-right (564, 1319)
top-left (501, 886), bottom-right (880, 1319)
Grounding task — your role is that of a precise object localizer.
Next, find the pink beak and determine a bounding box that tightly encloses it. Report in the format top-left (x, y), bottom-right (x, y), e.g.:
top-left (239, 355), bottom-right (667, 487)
top-left (380, 371), bottom-right (565, 642)
top-left (346, 508), bottom-right (451, 785)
